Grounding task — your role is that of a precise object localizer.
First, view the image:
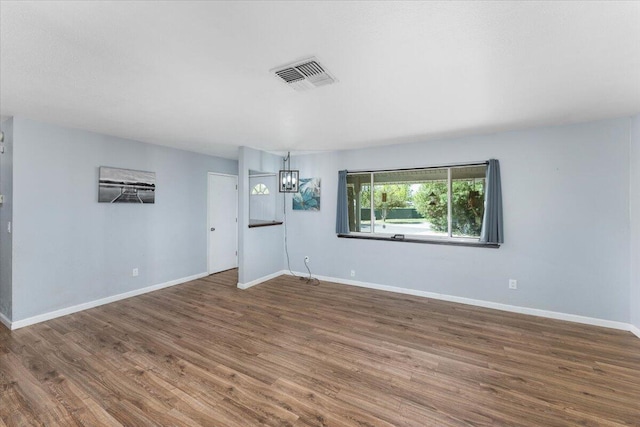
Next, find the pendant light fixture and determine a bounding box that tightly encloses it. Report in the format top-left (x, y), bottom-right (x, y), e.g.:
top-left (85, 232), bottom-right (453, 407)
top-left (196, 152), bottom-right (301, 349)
top-left (279, 151), bottom-right (299, 193)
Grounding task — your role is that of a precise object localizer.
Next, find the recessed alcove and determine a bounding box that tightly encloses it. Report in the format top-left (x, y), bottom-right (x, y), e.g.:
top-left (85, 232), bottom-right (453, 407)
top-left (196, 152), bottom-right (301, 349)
top-left (248, 170), bottom-right (282, 228)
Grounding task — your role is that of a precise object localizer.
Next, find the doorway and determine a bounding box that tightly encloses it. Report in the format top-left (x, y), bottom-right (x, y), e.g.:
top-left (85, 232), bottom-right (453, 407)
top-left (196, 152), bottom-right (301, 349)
top-left (207, 173), bottom-right (238, 274)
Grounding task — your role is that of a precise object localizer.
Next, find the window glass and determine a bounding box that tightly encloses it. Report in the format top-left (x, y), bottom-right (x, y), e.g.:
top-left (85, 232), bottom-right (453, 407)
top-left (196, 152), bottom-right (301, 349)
top-left (411, 171), bottom-right (449, 238)
top-left (346, 164), bottom-right (487, 240)
top-left (346, 174), bottom-right (371, 233)
top-left (251, 183), bottom-right (270, 195)
top-left (451, 166), bottom-right (486, 238)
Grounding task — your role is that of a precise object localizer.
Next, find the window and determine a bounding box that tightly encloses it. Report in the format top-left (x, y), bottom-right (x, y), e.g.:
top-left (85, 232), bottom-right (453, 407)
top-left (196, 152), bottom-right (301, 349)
top-left (346, 164), bottom-right (487, 241)
top-left (251, 183), bottom-right (270, 195)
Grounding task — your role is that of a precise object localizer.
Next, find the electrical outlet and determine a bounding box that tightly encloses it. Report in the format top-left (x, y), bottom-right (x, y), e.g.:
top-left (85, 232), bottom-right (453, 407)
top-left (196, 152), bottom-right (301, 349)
top-left (304, 256), bottom-right (310, 263)
top-left (132, 268), bottom-right (139, 277)
top-left (350, 270), bottom-right (355, 277)
top-left (509, 279), bottom-right (517, 290)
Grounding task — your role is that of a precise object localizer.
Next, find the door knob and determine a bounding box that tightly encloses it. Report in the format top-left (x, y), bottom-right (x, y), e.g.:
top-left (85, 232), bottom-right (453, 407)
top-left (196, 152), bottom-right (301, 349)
top-left (211, 227), bottom-right (215, 231)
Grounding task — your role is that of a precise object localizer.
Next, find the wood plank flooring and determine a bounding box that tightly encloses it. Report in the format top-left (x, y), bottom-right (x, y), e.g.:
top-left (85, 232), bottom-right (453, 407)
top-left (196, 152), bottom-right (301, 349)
top-left (1, 269), bottom-right (639, 426)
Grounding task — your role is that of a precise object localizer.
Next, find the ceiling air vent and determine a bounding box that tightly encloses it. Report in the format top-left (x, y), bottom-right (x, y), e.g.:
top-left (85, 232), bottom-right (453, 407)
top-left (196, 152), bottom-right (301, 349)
top-left (272, 57), bottom-right (337, 91)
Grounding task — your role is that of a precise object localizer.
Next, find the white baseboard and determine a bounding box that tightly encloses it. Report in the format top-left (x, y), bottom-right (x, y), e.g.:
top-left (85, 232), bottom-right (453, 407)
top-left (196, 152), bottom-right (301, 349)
top-left (0, 311), bottom-right (11, 330)
top-left (286, 271), bottom-right (637, 335)
top-left (9, 272), bottom-right (209, 330)
top-left (8, 269), bottom-right (637, 339)
top-left (237, 270), bottom-right (286, 290)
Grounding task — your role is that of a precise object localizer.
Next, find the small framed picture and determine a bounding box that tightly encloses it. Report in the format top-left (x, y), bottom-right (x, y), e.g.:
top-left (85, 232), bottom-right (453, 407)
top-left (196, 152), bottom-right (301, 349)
top-left (293, 178), bottom-right (320, 211)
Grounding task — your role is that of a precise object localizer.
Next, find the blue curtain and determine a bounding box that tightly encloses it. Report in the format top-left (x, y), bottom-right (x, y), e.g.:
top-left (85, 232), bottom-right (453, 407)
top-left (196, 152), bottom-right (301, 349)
top-left (480, 159), bottom-right (504, 244)
top-left (336, 170), bottom-right (349, 234)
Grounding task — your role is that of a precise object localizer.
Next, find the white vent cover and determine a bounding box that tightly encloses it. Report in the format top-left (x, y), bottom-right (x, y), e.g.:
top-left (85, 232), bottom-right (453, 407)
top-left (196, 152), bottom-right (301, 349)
top-left (272, 57), bottom-right (337, 91)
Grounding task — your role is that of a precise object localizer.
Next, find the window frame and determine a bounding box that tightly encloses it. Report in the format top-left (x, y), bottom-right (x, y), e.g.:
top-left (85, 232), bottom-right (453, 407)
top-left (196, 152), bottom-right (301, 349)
top-left (343, 161), bottom-right (496, 246)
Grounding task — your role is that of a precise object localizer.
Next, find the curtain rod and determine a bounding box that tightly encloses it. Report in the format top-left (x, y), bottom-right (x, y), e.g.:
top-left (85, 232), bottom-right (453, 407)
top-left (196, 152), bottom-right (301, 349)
top-left (347, 160), bottom-right (489, 174)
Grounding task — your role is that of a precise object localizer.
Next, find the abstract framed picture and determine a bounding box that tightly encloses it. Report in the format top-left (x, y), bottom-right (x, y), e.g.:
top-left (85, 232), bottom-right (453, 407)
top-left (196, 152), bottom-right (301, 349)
top-left (99, 166), bottom-right (156, 204)
top-left (293, 177), bottom-right (320, 211)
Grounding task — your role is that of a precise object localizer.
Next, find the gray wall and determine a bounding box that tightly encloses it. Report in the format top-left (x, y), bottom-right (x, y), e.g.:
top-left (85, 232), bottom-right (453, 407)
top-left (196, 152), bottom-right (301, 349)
top-left (11, 118), bottom-right (237, 321)
top-left (287, 118), bottom-right (632, 322)
top-left (0, 118), bottom-right (13, 320)
top-left (238, 147), bottom-right (284, 285)
top-left (630, 114), bottom-right (640, 330)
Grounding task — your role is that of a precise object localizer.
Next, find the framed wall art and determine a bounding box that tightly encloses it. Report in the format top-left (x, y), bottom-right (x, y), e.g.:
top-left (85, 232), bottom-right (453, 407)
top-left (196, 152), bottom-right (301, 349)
top-left (99, 166), bottom-right (155, 204)
top-left (293, 177), bottom-right (320, 211)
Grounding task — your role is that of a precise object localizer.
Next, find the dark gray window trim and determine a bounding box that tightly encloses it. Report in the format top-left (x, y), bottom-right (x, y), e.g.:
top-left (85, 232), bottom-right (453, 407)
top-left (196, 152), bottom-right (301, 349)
top-left (337, 233), bottom-right (500, 248)
top-left (347, 160), bottom-right (488, 174)
top-left (344, 161), bottom-right (491, 243)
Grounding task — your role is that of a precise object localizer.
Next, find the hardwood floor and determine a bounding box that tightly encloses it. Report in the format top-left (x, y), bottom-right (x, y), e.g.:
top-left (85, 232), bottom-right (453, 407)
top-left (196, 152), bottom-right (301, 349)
top-left (1, 270), bottom-right (639, 426)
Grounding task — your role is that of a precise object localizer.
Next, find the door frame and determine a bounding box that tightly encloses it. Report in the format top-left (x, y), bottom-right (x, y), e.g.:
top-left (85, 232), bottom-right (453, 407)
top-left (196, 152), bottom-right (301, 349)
top-left (207, 172), bottom-right (238, 275)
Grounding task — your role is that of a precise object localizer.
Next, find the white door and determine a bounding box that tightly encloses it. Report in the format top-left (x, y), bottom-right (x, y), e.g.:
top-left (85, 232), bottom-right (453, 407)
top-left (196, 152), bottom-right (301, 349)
top-left (208, 173), bottom-right (238, 274)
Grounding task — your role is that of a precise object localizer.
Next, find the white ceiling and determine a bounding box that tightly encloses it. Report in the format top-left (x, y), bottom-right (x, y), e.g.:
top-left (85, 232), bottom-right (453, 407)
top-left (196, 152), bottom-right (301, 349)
top-left (1, 1), bottom-right (639, 160)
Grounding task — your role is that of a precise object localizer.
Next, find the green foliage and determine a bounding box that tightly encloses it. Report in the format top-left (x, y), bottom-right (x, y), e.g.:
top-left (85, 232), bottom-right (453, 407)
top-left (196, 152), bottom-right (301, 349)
top-left (360, 184), bottom-right (412, 209)
top-left (414, 180), bottom-right (485, 236)
top-left (413, 182), bottom-right (448, 231)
